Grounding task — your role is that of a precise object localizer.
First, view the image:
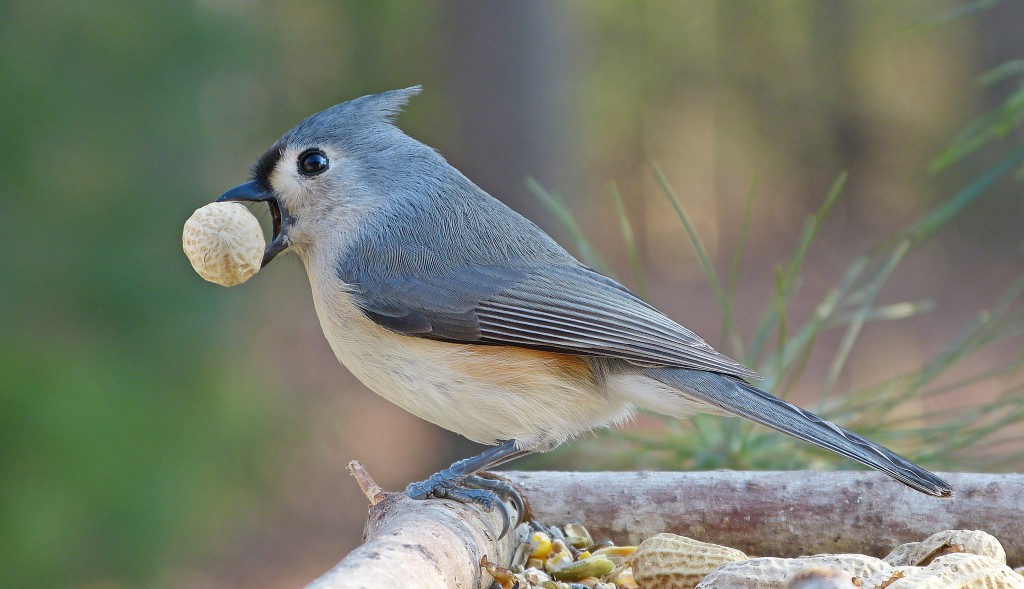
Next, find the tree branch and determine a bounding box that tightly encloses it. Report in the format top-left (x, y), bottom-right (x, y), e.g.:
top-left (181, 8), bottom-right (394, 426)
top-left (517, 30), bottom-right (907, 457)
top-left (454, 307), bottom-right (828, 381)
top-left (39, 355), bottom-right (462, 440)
top-left (306, 463), bottom-right (518, 589)
top-left (507, 471), bottom-right (1024, 564)
top-left (307, 470), bottom-right (1024, 588)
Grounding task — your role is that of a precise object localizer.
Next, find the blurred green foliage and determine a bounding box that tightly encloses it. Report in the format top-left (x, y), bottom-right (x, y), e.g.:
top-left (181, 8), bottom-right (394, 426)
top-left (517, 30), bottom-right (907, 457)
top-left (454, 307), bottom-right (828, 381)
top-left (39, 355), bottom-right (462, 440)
top-left (0, 1), bottom-right (456, 584)
top-left (0, 3), bottom-right (289, 587)
top-left (929, 1), bottom-right (1024, 178)
top-left (528, 160), bottom-right (1024, 474)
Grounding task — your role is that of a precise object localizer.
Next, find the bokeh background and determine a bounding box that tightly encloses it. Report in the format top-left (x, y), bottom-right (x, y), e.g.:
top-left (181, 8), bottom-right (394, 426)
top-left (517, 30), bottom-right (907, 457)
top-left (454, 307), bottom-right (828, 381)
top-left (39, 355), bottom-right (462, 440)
top-left (2, 1), bottom-right (1023, 587)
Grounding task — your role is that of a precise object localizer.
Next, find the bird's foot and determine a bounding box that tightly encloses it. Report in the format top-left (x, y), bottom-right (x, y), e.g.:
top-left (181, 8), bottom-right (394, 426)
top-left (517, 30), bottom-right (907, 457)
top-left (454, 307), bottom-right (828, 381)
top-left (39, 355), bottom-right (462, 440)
top-left (406, 471), bottom-right (525, 539)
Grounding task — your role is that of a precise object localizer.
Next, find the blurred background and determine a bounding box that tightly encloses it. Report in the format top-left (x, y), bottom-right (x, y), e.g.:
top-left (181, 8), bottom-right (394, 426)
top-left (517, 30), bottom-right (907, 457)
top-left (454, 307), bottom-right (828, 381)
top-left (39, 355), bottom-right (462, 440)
top-left (2, 1), bottom-right (1023, 587)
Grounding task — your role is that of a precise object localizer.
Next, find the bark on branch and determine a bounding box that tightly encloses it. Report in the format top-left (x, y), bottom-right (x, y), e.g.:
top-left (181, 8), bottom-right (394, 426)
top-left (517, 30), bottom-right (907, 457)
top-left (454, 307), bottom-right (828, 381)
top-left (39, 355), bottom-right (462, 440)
top-left (307, 470), bottom-right (1023, 588)
top-left (508, 471), bottom-right (1024, 564)
top-left (306, 462), bottom-right (518, 589)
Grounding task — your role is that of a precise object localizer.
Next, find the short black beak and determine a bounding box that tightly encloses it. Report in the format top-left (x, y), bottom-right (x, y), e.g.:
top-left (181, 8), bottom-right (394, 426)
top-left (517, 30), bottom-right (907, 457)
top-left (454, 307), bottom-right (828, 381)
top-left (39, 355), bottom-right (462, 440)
top-left (216, 180), bottom-right (291, 267)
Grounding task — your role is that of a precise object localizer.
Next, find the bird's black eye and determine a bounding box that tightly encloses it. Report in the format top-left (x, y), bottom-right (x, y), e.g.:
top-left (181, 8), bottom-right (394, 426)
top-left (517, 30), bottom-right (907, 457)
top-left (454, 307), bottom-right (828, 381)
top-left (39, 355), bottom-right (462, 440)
top-left (298, 149), bottom-right (329, 176)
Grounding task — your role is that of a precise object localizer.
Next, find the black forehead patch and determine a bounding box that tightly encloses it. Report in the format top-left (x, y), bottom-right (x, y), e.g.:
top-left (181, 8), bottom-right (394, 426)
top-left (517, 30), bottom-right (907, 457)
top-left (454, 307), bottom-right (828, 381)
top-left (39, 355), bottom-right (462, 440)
top-left (251, 142), bottom-right (285, 191)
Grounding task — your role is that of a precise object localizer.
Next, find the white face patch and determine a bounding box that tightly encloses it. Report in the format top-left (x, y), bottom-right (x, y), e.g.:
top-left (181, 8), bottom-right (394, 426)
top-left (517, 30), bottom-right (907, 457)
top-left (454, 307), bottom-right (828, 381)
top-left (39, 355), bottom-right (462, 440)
top-left (269, 144), bottom-right (346, 212)
top-left (264, 144), bottom-right (364, 255)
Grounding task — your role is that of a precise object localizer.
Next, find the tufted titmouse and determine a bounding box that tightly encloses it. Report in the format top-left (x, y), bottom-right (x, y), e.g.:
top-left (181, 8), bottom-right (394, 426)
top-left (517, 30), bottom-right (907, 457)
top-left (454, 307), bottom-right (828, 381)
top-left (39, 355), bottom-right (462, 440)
top-left (217, 87), bottom-right (952, 533)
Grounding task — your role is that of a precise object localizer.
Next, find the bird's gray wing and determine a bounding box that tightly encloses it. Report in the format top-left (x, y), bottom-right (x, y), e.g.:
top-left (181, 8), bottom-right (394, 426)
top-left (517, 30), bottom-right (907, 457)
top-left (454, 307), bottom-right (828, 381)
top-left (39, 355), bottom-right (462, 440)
top-left (342, 259), bottom-right (760, 380)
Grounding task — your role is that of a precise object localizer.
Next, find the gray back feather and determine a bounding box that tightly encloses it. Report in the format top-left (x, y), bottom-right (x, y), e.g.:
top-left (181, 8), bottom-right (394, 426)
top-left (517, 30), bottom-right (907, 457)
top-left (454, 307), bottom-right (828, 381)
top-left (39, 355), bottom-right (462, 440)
top-left (280, 87), bottom-right (759, 378)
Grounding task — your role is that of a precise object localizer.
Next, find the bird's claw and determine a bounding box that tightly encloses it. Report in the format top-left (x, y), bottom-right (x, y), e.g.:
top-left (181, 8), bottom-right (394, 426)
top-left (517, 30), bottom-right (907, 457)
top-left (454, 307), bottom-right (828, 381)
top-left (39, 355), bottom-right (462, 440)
top-left (464, 474), bottom-right (526, 526)
top-left (405, 472), bottom-right (524, 539)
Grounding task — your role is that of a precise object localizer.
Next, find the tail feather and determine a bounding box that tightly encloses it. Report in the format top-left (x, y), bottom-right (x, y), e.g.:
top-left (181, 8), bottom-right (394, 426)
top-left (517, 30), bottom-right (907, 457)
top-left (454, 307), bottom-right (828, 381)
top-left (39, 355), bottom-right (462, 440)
top-left (644, 368), bottom-right (953, 498)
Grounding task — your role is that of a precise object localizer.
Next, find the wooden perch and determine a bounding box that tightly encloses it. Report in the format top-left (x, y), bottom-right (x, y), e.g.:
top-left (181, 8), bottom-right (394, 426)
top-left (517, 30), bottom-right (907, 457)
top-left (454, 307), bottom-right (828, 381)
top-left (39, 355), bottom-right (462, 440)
top-left (308, 469), bottom-right (1024, 588)
top-left (507, 471), bottom-right (1024, 563)
top-left (306, 462), bottom-right (518, 589)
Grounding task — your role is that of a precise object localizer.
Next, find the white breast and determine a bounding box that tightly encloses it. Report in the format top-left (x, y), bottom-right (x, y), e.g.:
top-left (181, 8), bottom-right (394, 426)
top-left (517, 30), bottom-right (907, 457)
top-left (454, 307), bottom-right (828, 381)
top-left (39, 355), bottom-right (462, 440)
top-left (303, 265), bottom-right (634, 450)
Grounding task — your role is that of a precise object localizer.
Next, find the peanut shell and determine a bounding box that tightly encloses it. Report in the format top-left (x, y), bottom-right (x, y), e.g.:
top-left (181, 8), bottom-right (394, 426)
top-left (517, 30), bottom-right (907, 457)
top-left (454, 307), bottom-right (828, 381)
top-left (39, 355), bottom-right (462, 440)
top-left (877, 553), bottom-right (1023, 588)
top-left (633, 533), bottom-right (749, 589)
top-left (883, 530), bottom-right (1006, 567)
top-left (696, 554), bottom-right (889, 589)
top-left (183, 202), bottom-right (264, 287)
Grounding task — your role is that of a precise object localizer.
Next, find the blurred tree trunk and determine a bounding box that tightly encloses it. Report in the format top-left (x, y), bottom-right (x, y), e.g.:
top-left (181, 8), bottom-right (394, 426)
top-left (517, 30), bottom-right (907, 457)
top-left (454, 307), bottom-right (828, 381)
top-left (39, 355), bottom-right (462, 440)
top-left (969, 1), bottom-right (1024, 250)
top-left (809, 0), bottom-right (862, 176)
top-left (440, 0), bottom-right (582, 223)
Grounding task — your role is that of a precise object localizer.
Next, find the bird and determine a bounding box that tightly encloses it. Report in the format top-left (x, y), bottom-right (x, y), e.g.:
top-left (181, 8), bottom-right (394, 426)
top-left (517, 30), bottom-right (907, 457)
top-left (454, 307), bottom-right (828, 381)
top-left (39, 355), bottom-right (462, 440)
top-left (216, 86), bottom-right (952, 535)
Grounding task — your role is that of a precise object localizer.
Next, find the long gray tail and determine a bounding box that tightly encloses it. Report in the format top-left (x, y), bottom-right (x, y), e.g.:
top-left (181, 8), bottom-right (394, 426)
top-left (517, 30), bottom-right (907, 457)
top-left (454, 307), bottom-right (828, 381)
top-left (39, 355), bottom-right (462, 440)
top-left (643, 367), bottom-right (953, 498)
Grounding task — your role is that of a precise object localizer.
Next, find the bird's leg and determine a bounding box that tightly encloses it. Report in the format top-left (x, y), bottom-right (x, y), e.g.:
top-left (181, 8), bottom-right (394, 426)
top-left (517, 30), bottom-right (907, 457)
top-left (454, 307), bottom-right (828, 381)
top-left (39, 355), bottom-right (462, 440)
top-left (405, 439), bottom-right (528, 538)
